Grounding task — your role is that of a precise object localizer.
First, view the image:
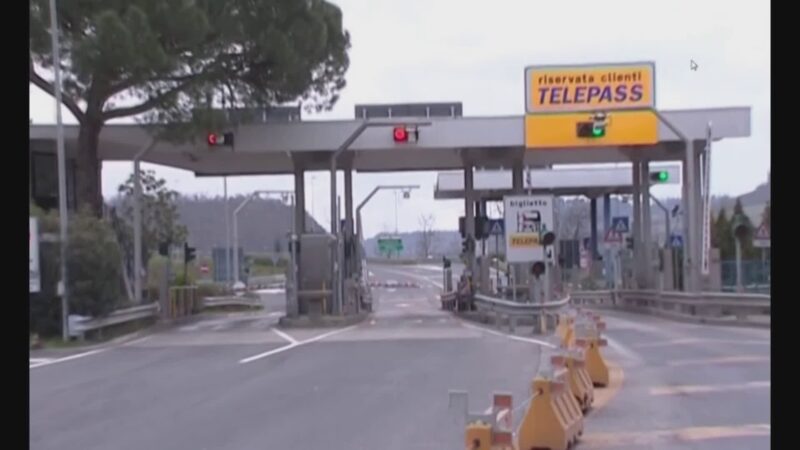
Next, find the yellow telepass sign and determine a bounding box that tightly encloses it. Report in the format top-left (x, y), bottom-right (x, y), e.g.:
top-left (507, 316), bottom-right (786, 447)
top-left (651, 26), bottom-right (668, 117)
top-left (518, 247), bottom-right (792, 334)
top-left (525, 110), bottom-right (658, 148)
top-left (510, 234), bottom-right (540, 248)
top-left (525, 62), bottom-right (655, 114)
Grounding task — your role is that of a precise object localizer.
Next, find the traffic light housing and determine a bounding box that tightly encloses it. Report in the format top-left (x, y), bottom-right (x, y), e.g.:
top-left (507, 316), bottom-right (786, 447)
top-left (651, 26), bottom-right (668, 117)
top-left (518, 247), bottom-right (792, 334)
top-left (458, 216), bottom-right (489, 240)
top-left (207, 132), bottom-right (234, 147)
top-left (158, 242), bottom-right (170, 257)
top-left (392, 126), bottom-right (419, 143)
top-left (649, 170), bottom-right (670, 183)
top-left (541, 231), bottom-right (556, 247)
top-left (576, 121), bottom-right (606, 138)
top-left (731, 214), bottom-right (751, 240)
top-left (184, 242), bottom-right (196, 264)
top-left (531, 261), bottom-right (546, 277)
top-left (461, 236), bottom-right (475, 255)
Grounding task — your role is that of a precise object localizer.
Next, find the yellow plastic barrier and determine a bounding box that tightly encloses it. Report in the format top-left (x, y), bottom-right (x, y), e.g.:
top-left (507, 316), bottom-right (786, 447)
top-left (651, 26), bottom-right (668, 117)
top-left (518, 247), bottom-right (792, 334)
top-left (553, 353), bottom-right (595, 413)
top-left (555, 316), bottom-right (576, 349)
top-left (465, 421), bottom-right (492, 450)
top-left (516, 373), bottom-right (584, 450)
top-left (577, 337), bottom-right (610, 387)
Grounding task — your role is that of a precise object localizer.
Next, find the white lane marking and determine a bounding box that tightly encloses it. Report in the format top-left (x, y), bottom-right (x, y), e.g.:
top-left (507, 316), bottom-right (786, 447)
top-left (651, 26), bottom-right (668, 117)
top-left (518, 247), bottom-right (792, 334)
top-left (416, 265), bottom-right (444, 272)
top-left (29, 358), bottom-right (51, 363)
top-left (272, 328), bottom-right (299, 345)
top-left (380, 267), bottom-right (444, 289)
top-left (268, 311), bottom-right (284, 317)
top-left (395, 303), bottom-right (410, 308)
top-left (29, 349), bottom-right (107, 369)
top-left (239, 325), bottom-right (359, 364)
top-left (300, 325), bottom-right (359, 345)
top-left (415, 319), bottom-right (423, 324)
top-left (650, 381), bottom-right (771, 396)
top-left (239, 343), bottom-right (298, 364)
top-left (460, 322), bottom-right (556, 348)
top-left (604, 335), bottom-right (644, 364)
top-left (387, 288), bottom-right (397, 293)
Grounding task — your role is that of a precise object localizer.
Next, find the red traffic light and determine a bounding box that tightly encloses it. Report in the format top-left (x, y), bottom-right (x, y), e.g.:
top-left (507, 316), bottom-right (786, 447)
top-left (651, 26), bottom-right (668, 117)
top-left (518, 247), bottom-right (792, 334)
top-left (393, 127), bottom-right (409, 142)
top-left (207, 132), bottom-right (234, 147)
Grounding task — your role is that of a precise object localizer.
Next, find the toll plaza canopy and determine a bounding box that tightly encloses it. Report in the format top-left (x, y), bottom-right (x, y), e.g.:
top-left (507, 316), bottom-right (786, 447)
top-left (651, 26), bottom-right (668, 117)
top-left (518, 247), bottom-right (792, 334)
top-left (29, 107), bottom-right (750, 176)
top-left (434, 164), bottom-right (681, 200)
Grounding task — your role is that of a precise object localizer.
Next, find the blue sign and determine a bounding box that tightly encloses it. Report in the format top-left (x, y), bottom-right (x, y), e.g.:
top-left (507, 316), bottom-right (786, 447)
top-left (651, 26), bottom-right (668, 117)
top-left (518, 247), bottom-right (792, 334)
top-left (611, 217), bottom-right (630, 233)
top-left (487, 219), bottom-right (505, 236)
top-left (669, 234), bottom-right (684, 248)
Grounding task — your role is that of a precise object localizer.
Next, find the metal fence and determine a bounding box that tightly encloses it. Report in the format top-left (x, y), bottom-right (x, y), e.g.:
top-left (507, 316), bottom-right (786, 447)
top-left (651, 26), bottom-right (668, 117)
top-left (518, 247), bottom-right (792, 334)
top-left (720, 260), bottom-right (770, 293)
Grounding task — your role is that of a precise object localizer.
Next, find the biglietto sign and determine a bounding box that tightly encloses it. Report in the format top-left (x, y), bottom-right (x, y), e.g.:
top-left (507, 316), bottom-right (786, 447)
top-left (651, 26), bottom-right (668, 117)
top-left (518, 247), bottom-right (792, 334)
top-left (525, 62), bottom-right (655, 114)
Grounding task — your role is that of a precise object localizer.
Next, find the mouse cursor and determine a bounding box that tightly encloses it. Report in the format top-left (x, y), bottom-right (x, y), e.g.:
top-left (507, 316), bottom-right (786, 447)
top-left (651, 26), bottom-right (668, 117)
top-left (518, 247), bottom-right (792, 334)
top-left (690, 60), bottom-right (698, 71)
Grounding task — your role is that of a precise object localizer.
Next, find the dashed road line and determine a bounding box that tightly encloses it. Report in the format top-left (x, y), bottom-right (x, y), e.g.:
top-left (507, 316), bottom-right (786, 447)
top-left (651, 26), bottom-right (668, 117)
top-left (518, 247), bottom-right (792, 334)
top-left (649, 380), bottom-right (770, 396)
top-left (580, 424), bottom-right (770, 448)
top-left (668, 355), bottom-right (769, 367)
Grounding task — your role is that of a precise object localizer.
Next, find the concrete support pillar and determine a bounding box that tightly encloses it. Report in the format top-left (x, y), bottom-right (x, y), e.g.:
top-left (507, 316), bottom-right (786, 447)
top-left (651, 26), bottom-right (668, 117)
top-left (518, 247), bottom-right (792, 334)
top-left (344, 168), bottom-right (354, 238)
top-left (478, 199), bottom-right (487, 256)
top-left (632, 161), bottom-right (643, 287)
top-left (641, 160), bottom-right (652, 288)
top-left (683, 142), bottom-right (699, 291)
top-left (590, 197), bottom-right (598, 260)
top-left (293, 164), bottom-right (306, 234)
top-left (512, 161), bottom-right (524, 193)
top-left (693, 142), bottom-right (705, 288)
top-left (464, 163), bottom-right (476, 278)
top-left (344, 167), bottom-right (354, 279)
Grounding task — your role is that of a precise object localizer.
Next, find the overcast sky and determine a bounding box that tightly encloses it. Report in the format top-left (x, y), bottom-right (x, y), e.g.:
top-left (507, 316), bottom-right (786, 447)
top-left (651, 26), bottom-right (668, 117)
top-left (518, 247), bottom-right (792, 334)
top-left (29, 0), bottom-right (770, 238)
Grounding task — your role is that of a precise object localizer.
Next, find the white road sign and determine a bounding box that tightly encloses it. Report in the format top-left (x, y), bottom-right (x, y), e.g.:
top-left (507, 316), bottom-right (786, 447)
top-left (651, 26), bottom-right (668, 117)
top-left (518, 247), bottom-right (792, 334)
top-left (753, 222), bottom-right (770, 248)
top-left (30, 217), bottom-right (40, 293)
top-left (503, 195), bottom-right (554, 263)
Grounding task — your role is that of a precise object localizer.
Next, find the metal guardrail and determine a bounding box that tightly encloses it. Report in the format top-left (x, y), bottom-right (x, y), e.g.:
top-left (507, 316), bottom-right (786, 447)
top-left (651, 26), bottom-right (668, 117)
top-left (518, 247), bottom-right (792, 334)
top-left (570, 289), bottom-right (770, 326)
top-left (67, 290), bottom-right (265, 339)
top-left (68, 303), bottom-right (159, 338)
top-left (470, 293), bottom-right (571, 332)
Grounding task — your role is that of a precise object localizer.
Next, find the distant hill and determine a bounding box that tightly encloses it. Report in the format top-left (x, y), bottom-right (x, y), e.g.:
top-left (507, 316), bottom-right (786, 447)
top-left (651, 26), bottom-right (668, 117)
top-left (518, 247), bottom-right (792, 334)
top-left (174, 195), bottom-right (325, 255)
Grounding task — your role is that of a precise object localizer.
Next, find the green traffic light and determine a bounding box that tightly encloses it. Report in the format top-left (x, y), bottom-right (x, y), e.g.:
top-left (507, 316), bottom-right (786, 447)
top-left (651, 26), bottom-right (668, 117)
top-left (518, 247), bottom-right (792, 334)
top-left (658, 171), bottom-right (669, 182)
top-left (592, 127), bottom-right (604, 137)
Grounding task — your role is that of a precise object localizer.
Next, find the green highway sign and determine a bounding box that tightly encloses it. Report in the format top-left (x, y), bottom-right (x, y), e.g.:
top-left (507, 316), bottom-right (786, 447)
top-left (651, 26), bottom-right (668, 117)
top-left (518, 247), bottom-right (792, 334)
top-left (378, 237), bottom-right (403, 254)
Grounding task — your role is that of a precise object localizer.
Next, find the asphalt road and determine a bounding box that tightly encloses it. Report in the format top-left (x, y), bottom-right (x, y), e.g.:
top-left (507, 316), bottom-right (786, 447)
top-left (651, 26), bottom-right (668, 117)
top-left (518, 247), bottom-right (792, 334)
top-left (581, 309), bottom-right (770, 449)
top-left (29, 264), bottom-right (770, 449)
top-left (30, 264), bottom-right (544, 450)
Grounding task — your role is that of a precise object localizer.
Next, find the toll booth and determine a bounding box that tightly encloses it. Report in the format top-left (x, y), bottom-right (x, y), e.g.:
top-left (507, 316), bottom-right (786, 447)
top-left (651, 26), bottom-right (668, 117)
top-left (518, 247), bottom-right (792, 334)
top-left (30, 61), bottom-right (752, 317)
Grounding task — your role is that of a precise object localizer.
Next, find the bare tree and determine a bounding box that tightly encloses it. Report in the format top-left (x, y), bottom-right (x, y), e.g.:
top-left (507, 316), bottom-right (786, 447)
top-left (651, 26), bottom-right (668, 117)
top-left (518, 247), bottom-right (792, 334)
top-left (419, 214), bottom-right (436, 259)
top-left (557, 198), bottom-right (590, 240)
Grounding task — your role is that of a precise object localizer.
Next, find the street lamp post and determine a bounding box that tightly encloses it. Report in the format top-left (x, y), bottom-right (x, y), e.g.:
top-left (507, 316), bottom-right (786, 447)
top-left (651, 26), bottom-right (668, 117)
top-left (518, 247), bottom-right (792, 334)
top-left (232, 190), bottom-right (295, 286)
top-left (48, 0), bottom-right (70, 341)
top-left (132, 138), bottom-right (157, 304)
top-left (649, 193), bottom-right (671, 248)
top-left (354, 185), bottom-right (420, 279)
